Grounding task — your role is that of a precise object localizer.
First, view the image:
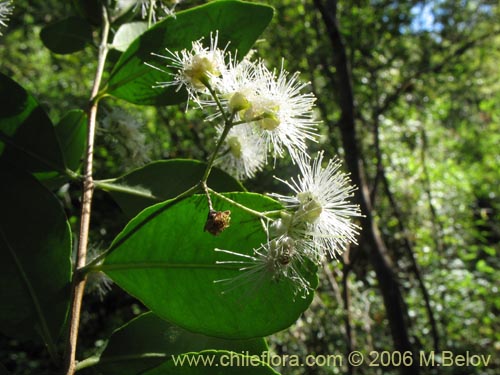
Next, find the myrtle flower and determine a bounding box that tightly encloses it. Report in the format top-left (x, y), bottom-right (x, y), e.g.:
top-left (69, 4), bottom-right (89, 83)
top-left (219, 60), bottom-right (319, 162)
top-left (214, 235), bottom-right (312, 298)
top-left (0, 0), bottom-right (13, 36)
top-left (214, 123), bottom-right (267, 180)
top-left (151, 32), bottom-right (226, 107)
top-left (270, 152), bottom-right (362, 262)
top-left (100, 107), bottom-right (150, 168)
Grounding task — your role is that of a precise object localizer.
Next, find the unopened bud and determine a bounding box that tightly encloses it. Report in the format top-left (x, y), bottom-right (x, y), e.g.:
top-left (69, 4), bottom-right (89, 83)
top-left (229, 92), bottom-right (250, 112)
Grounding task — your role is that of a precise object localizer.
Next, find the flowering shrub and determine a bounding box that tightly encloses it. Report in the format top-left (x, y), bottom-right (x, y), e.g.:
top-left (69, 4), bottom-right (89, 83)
top-left (0, 1), bottom-right (360, 374)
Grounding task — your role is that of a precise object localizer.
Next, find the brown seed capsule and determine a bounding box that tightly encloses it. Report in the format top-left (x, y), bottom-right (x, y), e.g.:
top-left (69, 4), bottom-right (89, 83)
top-left (204, 210), bottom-right (231, 236)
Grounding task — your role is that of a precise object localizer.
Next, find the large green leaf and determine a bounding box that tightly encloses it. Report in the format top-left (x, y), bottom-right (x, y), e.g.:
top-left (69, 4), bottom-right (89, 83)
top-left (0, 167), bottom-right (72, 351)
top-left (106, 1), bottom-right (274, 105)
top-left (0, 73), bottom-right (65, 175)
top-left (102, 193), bottom-right (317, 339)
top-left (141, 350), bottom-right (280, 375)
top-left (55, 109), bottom-right (87, 172)
top-left (40, 16), bottom-right (93, 54)
top-left (83, 312), bottom-right (268, 375)
top-left (104, 159), bottom-right (245, 217)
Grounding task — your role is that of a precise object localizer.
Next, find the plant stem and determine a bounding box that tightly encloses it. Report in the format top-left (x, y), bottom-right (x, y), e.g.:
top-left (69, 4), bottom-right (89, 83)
top-left (201, 112), bottom-right (235, 183)
top-left (207, 188), bottom-right (273, 221)
top-left (147, 0), bottom-right (155, 27)
top-left (61, 5), bottom-right (110, 375)
top-left (94, 180), bottom-right (163, 201)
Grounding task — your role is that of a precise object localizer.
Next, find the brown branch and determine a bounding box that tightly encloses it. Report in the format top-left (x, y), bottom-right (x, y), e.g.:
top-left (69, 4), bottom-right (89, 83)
top-left (312, 1), bottom-right (418, 373)
top-left (61, 6), bottom-right (110, 375)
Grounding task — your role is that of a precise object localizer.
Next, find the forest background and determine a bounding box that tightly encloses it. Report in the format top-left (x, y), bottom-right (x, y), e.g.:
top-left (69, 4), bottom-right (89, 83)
top-left (0, 0), bottom-right (499, 374)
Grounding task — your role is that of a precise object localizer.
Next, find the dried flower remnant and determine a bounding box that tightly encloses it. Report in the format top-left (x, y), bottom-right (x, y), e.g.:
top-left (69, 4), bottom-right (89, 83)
top-left (204, 210), bottom-right (231, 236)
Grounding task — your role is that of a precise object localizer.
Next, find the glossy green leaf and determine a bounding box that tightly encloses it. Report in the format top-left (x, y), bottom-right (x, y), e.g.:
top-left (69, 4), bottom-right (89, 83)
top-left (141, 350), bottom-right (280, 375)
top-left (112, 22), bottom-right (149, 52)
top-left (84, 312), bottom-right (268, 375)
top-left (102, 193), bottom-right (317, 339)
top-left (0, 73), bottom-right (65, 175)
top-left (40, 16), bottom-right (93, 54)
top-left (103, 159), bottom-right (244, 217)
top-left (55, 109), bottom-right (87, 171)
top-left (0, 167), bottom-right (72, 352)
top-left (107, 1), bottom-right (274, 105)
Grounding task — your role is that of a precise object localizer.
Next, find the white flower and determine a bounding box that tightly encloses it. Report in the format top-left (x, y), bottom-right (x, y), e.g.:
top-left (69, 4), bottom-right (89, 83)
top-left (214, 235), bottom-right (312, 298)
top-left (214, 123), bottom-right (267, 180)
top-left (238, 61), bottom-right (319, 162)
top-left (270, 152), bottom-right (362, 262)
top-left (151, 31), bottom-right (227, 107)
top-left (0, 1), bottom-right (13, 36)
top-left (100, 107), bottom-right (150, 168)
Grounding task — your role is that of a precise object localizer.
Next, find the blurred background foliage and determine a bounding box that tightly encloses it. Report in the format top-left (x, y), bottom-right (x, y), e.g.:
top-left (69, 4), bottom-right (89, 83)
top-left (1, 0), bottom-right (499, 374)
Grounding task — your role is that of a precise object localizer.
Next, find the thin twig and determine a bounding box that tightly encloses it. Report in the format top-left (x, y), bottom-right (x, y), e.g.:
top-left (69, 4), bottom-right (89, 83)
top-left (61, 5), bottom-right (110, 375)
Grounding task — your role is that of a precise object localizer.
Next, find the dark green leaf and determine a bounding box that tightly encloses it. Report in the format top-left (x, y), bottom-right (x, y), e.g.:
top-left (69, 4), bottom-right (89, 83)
top-left (0, 167), bottom-right (72, 352)
top-left (55, 109), bottom-right (87, 171)
top-left (40, 16), bottom-right (93, 54)
top-left (72, 0), bottom-right (102, 26)
top-left (102, 193), bottom-right (317, 339)
top-left (141, 350), bottom-right (280, 375)
top-left (86, 312), bottom-right (268, 375)
top-left (107, 1), bottom-right (274, 105)
top-left (0, 73), bottom-right (65, 175)
top-left (112, 22), bottom-right (149, 52)
top-left (104, 159), bottom-right (244, 217)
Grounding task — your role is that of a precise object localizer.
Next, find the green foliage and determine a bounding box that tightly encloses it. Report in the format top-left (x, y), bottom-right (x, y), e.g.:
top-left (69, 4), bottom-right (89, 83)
top-left (0, 167), bottom-right (71, 353)
top-left (107, 1), bottom-right (274, 105)
top-left (102, 193), bottom-right (317, 339)
top-left (111, 21), bottom-right (148, 52)
top-left (0, 73), bottom-right (64, 176)
top-left (40, 16), bottom-right (93, 54)
top-left (83, 312), bottom-right (268, 374)
top-left (55, 109), bottom-right (88, 172)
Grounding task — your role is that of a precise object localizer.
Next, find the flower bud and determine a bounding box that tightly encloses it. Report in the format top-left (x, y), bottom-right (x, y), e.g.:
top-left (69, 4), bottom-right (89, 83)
top-left (229, 92), bottom-right (250, 112)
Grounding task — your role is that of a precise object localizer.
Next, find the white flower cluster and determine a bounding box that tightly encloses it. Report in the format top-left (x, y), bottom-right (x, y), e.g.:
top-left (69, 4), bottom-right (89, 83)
top-left (216, 152), bottom-right (361, 297)
top-left (151, 32), bottom-right (362, 297)
top-left (153, 32), bottom-right (319, 179)
top-left (0, 0), bottom-right (13, 36)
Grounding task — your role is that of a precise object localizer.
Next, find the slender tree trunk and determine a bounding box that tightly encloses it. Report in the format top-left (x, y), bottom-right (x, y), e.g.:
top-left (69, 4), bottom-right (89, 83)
top-left (313, 1), bottom-right (418, 373)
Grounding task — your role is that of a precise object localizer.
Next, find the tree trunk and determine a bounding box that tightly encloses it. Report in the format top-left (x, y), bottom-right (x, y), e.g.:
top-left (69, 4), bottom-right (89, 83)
top-left (313, 1), bottom-right (418, 373)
